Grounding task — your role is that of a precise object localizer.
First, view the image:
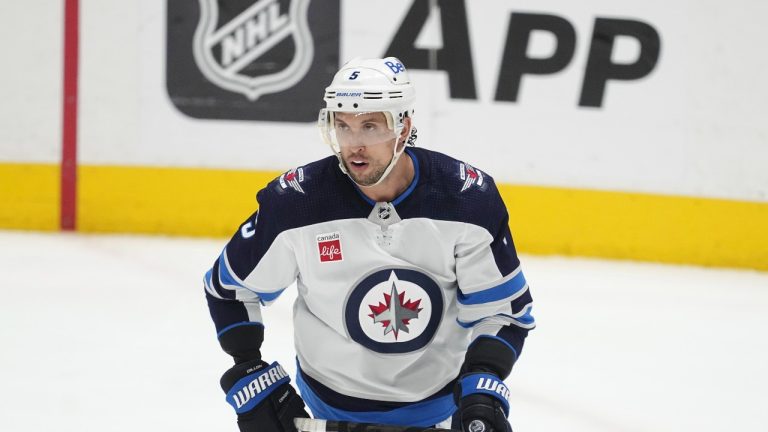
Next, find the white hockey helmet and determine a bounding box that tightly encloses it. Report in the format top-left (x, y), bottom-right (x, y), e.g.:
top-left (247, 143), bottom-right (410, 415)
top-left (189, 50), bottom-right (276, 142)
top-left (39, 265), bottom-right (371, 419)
top-left (318, 57), bottom-right (416, 186)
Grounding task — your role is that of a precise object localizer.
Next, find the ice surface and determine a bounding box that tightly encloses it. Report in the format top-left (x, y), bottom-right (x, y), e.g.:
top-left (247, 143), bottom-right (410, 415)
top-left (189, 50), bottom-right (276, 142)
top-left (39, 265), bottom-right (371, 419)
top-left (0, 231), bottom-right (766, 431)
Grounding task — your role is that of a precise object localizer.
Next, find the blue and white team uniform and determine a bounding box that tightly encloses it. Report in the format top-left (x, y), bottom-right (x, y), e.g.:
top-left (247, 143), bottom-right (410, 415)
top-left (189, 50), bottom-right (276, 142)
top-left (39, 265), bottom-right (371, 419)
top-left (204, 147), bottom-right (535, 427)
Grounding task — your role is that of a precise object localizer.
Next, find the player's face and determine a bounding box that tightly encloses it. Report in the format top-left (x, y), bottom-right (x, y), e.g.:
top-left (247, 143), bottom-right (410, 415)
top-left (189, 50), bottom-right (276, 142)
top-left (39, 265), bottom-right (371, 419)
top-left (335, 112), bottom-right (398, 186)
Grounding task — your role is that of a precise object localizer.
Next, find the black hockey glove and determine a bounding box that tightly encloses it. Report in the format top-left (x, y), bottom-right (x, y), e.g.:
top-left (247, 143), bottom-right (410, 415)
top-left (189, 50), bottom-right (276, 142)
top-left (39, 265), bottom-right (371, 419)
top-left (221, 359), bottom-right (309, 432)
top-left (454, 373), bottom-right (512, 432)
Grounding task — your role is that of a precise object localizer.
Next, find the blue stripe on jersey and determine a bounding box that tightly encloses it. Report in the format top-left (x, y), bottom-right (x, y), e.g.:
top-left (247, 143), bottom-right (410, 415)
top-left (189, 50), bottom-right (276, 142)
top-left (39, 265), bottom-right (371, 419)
top-left (205, 291), bottom-right (252, 334)
top-left (204, 268), bottom-right (216, 293)
top-left (218, 253), bottom-right (246, 289)
top-left (216, 251), bottom-right (286, 303)
top-left (205, 261), bottom-right (237, 300)
top-left (455, 315), bottom-right (517, 328)
top-left (514, 304), bottom-right (535, 325)
top-left (216, 321), bottom-right (264, 338)
top-left (457, 271), bottom-right (527, 305)
top-left (391, 149), bottom-right (420, 206)
top-left (351, 184), bottom-right (375, 206)
top-left (258, 288), bottom-right (286, 302)
top-left (296, 368), bottom-right (456, 427)
top-left (456, 307), bottom-right (535, 329)
top-left (456, 317), bottom-right (478, 329)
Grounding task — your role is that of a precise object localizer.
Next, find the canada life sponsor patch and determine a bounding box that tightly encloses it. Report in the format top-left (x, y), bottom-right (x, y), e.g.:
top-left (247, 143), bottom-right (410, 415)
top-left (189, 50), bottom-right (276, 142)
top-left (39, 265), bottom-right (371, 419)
top-left (317, 232), bottom-right (342, 262)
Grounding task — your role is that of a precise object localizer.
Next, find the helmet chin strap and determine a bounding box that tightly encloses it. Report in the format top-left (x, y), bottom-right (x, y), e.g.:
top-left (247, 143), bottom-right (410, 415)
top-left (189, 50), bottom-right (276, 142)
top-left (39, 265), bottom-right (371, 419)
top-left (359, 140), bottom-right (406, 188)
top-left (336, 137), bottom-right (407, 189)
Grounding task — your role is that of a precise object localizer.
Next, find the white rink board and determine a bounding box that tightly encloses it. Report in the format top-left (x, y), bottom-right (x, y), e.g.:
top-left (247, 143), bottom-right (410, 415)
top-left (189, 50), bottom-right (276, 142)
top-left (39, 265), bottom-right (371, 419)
top-left (0, 1), bottom-right (63, 164)
top-left (2, 1), bottom-right (768, 201)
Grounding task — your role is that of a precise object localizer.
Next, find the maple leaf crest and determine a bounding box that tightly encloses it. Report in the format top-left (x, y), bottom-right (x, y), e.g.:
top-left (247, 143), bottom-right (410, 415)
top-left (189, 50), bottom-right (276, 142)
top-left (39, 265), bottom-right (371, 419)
top-left (368, 281), bottom-right (423, 340)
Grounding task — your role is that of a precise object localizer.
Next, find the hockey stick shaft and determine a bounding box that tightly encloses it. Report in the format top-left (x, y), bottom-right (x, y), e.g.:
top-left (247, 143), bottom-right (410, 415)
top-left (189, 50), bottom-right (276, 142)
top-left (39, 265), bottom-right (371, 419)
top-left (294, 418), bottom-right (459, 432)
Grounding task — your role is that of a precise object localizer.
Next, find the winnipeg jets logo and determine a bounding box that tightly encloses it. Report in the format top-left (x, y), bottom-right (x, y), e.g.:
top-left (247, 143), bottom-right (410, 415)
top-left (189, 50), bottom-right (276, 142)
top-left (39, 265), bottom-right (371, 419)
top-left (279, 167), bottom-right (305, 194)
top-left (192, 0), bottom-right (314, 101)
top-left (368, 279), bottom-right (423, 340)
top-left (345, 268), bottom-right (443, 354)
top-left (459, 162), bottom-right (484, 192)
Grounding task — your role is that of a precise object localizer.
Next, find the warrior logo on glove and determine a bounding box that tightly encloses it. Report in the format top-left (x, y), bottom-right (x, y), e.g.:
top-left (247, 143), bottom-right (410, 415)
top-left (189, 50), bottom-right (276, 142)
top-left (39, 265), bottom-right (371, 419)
top-left (226, 362), bottom-right (290, 413)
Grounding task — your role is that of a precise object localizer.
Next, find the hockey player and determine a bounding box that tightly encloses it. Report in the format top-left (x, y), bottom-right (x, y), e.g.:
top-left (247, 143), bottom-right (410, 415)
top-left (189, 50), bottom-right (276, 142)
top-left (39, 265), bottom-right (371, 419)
top-left (204, 57), bottom-right (535, 432)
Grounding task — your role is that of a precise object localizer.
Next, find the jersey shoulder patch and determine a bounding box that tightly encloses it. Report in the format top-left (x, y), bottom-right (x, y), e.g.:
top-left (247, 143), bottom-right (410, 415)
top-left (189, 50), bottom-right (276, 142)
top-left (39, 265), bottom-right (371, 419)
top-left (277, 167), bottom-right (306, 194)
top-left (412, 148), bottom-right (494, 195)
top-left (457, 161), bottom-right (487, 193)
top-left (265, 156), bottom-right (337, 198)
top-left (402, 148), bottom-right (504, 232)
top-left (255, 155), bottom-right (366, 233)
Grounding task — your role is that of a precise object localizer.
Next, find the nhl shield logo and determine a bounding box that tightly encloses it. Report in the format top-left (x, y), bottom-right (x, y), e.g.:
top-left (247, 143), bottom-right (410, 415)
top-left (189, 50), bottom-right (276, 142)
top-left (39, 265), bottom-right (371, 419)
top-left (192, 0), bottom-right (314, 101)
top-left (167, 0), bottom-right (339, 121)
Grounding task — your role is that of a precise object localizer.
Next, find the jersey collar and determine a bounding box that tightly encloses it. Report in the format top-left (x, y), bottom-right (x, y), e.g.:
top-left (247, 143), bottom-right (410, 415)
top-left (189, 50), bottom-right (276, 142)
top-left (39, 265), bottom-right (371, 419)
top-left (350, 148), bottom-right (420, 207)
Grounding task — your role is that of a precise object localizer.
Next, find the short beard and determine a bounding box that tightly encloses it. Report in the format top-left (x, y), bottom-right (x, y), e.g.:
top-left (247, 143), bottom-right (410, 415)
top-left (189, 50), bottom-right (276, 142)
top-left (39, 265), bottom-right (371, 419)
top-left (346, 161), bottom-right (387, 186)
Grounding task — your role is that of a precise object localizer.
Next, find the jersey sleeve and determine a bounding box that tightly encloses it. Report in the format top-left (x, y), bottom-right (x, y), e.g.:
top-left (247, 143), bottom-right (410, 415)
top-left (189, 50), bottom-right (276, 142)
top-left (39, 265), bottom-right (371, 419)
top-left (454, 181), bottom-right (534, 373)
top-left (203, 185), bottom-right (299, 360)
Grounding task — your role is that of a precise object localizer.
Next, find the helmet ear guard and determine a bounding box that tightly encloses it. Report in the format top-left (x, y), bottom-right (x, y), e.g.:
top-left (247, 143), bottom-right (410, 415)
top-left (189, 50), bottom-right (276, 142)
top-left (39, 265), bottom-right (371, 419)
top-left (317, 108), bottom-right (336, 152)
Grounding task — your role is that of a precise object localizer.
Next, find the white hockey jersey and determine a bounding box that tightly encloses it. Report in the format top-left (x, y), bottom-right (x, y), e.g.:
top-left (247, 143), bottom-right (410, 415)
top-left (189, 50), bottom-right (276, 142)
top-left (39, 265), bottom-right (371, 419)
top-left (204, 148), bottom-right (534, 426)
